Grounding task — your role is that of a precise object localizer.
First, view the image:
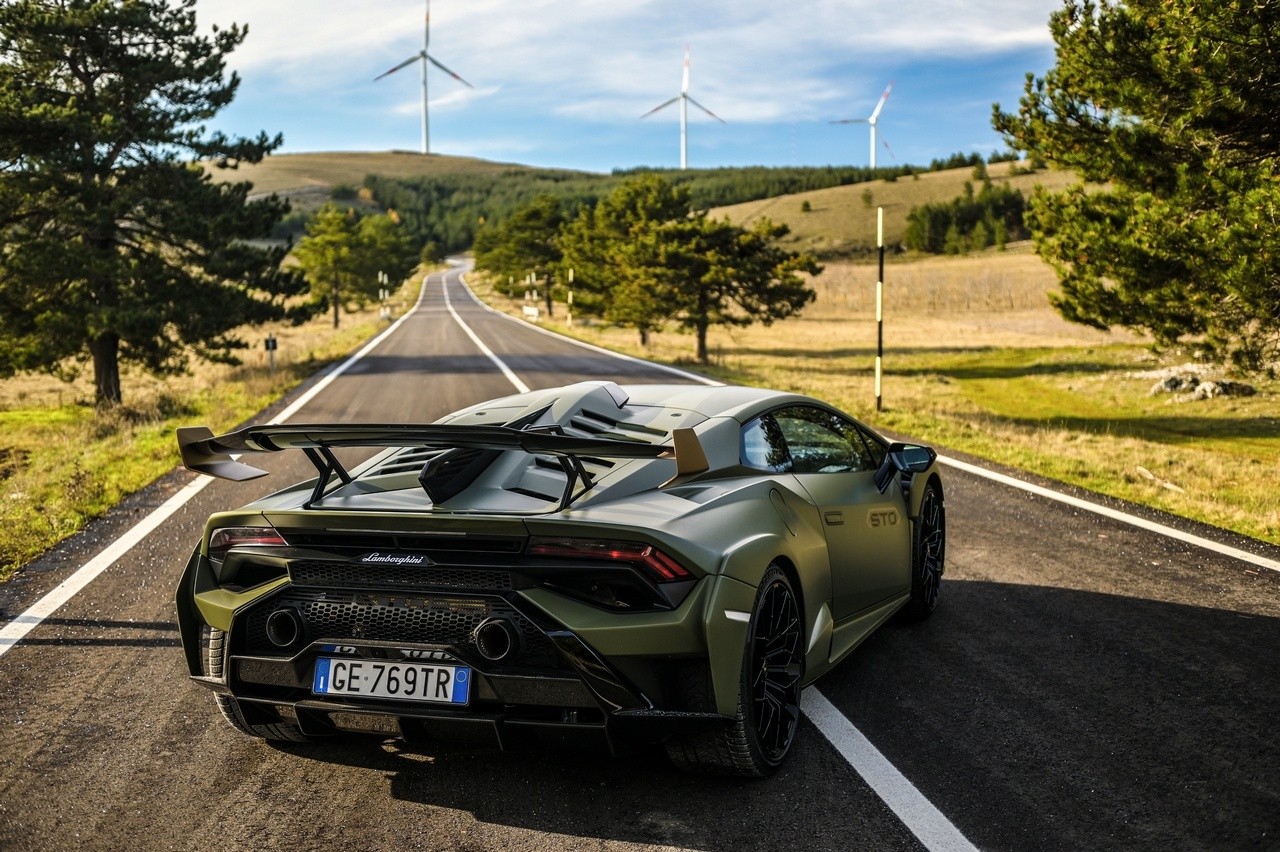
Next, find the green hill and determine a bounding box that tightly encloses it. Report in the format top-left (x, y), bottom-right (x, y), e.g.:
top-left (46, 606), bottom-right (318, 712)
top-left (711, 162), bottom-right (1079, 257)
top-left (210, 150), bottom-right (563, 196)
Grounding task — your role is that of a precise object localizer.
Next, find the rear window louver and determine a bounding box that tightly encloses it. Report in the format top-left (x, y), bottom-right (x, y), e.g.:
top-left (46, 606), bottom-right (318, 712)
top-left (501, 406), bottom-right (666, 502)
top-left (355, 404), bottom-right (669, 507)
top-left (419, 447), bottom-right (502, 503)
top-left (366, 447), bottom-right (441, 478)
top-left (531, 455), bottom-right (615, 476)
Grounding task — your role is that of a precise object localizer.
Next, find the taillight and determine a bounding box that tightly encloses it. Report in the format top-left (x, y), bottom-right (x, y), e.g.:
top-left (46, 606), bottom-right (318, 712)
top-left (527, 536), bottom-right (693, 583)
top-left (207, 526), bottom-right (287, 564)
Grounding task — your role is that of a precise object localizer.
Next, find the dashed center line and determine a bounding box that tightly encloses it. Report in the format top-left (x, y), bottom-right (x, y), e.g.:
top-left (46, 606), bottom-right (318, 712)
top-left (442, 269), bottom-right (978, 851)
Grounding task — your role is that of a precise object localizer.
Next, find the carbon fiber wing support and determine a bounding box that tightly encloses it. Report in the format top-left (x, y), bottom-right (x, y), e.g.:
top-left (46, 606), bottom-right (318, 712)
top-left (176, 423), bottom-right (708, 506)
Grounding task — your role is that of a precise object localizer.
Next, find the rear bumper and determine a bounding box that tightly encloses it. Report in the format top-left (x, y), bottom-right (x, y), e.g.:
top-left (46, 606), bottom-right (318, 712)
top-left (206, 693), bottom-right (728, 752)
top-left (179, 543), bottom-right (749, 749)
top-left (186, 584), bottom-right (733, 750)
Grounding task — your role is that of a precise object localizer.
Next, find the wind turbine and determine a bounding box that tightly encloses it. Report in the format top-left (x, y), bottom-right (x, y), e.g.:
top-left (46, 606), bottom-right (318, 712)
top-left (373, 0), bottom-right (474, 155)
top-left (641, 46), bottom-right (725, 170)
top-left (831, 81), bottom-right (894, 169)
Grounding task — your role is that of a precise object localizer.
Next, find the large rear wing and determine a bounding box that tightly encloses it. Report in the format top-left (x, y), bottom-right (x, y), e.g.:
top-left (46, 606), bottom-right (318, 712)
top-left (176, 422), bottom-right (710, 507)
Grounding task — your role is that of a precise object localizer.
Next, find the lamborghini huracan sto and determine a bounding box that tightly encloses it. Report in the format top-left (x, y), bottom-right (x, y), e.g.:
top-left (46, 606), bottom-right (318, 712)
top-left (175, 381), bottom-right (945, 776)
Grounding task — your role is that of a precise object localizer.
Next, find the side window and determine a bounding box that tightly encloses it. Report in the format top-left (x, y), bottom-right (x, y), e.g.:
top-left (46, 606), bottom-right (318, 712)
top-left (740, 415), bottom-right (791, 472)
top-left (852, 423), bottom-right (887, 469)
top-left (773, 407), bottom-right (875, 474)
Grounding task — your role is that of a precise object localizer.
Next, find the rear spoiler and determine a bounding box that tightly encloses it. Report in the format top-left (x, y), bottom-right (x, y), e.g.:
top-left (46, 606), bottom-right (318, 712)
top-left (177, 423), bottom-right (709, 504)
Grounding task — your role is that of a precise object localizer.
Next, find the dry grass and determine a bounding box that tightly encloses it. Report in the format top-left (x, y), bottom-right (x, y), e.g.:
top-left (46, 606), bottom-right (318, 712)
top-left (470, 250), bottom-right (1279, 546)
top-left (0, 278), bottom-right (423, 582)
top-left (208, 151), bottom-right (555, 195)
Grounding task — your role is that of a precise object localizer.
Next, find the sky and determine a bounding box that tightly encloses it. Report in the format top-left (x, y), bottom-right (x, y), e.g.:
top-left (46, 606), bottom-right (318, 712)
top-left (199, 0), bottom-right (1062, 174)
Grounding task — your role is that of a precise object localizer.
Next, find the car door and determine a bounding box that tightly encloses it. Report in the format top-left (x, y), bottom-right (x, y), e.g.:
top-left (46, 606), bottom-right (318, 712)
top-left (769, 406), bottom-right (911, 621)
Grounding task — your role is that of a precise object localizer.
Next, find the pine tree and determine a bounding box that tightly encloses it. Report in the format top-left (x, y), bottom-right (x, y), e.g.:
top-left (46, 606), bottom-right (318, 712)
top-left (663, 216), bottom-right (820, 363)
top-left (293, 206), bottom-right (360, 329)
top-left (558, 176), bottom-right (691, 345)
top-left (472, 195), bottom-right (565, 313)
top-left (0, 0), bottom-right (303, 405)
top-left (993, 0), bottom-right (1280, 371)
top-left (560, 175), bottom-right (821, 360)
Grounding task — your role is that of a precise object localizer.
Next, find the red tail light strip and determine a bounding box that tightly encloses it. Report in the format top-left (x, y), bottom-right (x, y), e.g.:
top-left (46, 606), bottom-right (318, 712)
top-left (527, 537), bottom-right (693, 583)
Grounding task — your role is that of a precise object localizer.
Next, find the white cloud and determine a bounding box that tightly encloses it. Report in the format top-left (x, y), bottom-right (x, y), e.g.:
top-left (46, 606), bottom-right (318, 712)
top-left (200, 0), bottom-right (1056, 120)
top-left (198, 0), bottom-right (1060, 167)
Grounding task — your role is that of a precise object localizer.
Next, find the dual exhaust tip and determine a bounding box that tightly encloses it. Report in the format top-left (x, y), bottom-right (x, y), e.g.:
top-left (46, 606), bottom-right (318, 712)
top-left (265, 607), bottom-right (307, 650)
top-left (263, 607), bottom-right (525, 664)
top-left (471, 617), bottom-right (524, 663)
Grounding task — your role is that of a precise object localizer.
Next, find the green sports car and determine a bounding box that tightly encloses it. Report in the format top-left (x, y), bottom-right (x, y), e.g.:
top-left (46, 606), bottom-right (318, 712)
top-left (175, 381), bottom-right (945, 776)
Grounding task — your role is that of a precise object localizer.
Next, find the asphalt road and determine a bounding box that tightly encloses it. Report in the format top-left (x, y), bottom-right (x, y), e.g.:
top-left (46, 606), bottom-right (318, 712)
top-left (1, 266), bottom-right (1277, 852)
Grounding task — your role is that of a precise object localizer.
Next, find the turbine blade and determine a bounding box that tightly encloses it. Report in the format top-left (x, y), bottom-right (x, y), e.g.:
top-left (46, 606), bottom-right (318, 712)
top-left (641, 97), bottom-right (680, 119)
top-left (830, 118), bottom-right (870, 125)
top-left (374, 52), bottom-right (425, 81)
top-left (687, 96), bottom-right (726, 124)
top-left (426, 54), bottom-right (475, 88)
top-left (869, 80), bottom-right (894, 122)
top-left (682, 45), bottom-right (691, 95)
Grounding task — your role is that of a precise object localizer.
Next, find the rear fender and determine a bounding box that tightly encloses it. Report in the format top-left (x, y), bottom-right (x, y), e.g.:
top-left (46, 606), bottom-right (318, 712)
top-left (706, 530), bottom-right (827, 717)
top-left (702, 574), bottom-right (756, 717)
top-left (175, 542), bottom-right (291, 675)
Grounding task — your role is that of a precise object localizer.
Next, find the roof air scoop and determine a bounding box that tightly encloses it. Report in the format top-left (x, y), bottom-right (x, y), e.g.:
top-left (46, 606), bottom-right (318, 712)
top-left (586, 381), bottom-right (629, 408)
top-left (418, 447), bottom-right (501, 503)
top-left (417, 405), bottom-right (553, 504)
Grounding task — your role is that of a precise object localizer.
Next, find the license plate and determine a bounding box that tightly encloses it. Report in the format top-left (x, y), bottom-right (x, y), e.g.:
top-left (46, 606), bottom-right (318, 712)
top-left (312, 658), bottom-right (470, 705)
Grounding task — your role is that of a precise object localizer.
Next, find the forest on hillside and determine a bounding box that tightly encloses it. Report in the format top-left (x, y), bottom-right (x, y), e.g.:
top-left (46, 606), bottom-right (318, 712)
top-left (356, 157), bottom-right (986, 254)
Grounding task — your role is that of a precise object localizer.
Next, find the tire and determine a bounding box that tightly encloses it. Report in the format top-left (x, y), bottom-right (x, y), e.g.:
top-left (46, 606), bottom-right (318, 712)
top-left (902, 480), bottom-right (945, 621)
top-left (201, 625), bottom-right (315, 743)
top-left (666, 565), bottom-right (804, 776)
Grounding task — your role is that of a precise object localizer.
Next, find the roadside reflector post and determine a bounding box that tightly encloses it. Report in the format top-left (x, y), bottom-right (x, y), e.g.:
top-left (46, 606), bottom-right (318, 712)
top-left (265, 333), bottom-right (277, 376)
top-left (568, 267), bottom-right (574, 328)
top-left (875, 206), bottom-right (884, 413)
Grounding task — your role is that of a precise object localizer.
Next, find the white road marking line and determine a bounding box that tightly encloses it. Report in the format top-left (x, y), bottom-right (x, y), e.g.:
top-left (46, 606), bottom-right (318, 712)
top-left (0, 271), bottom-right (438, 659)
top-left (0, 475), bottom-right (213, 655)
top-left (938, 455), bottom-right (1280, 574)
top-left (444, 273), bottom-right (973, 849)
top-left (441, 274), bottom-right (530, 394)
top-left (454, 269), bottom-right (722, 387)
top-left (804, 689), bottom-right (980, 852)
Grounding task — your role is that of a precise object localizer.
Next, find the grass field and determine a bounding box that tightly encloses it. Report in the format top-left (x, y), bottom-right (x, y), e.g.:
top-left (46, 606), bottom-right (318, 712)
top-left (470, 245), bottom-right (1279, 547)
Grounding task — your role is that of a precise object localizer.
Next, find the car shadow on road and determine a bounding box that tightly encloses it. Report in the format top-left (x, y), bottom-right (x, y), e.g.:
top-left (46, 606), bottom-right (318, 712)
top-left (0, 615), bottom-right (181, 647)
top-left (824, 578), bottom-right (1280, 852)
top-left (257, 578), bottom-right (1278, 851)
top-left (268, 728), bottom-right (922, 852)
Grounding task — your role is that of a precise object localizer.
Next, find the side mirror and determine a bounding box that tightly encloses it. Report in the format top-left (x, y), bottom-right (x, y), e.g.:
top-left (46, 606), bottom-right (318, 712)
top-left (873, 443), bottom-right (937, 493)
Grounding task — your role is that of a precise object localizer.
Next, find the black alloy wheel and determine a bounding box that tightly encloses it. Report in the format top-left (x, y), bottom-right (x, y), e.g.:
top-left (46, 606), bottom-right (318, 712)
top-left (904, 481), bottom-right (945, 620)
top-left (746, 567), bottom-right (804, 767)
top-left (663, 564), bottom-right (804, 776)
